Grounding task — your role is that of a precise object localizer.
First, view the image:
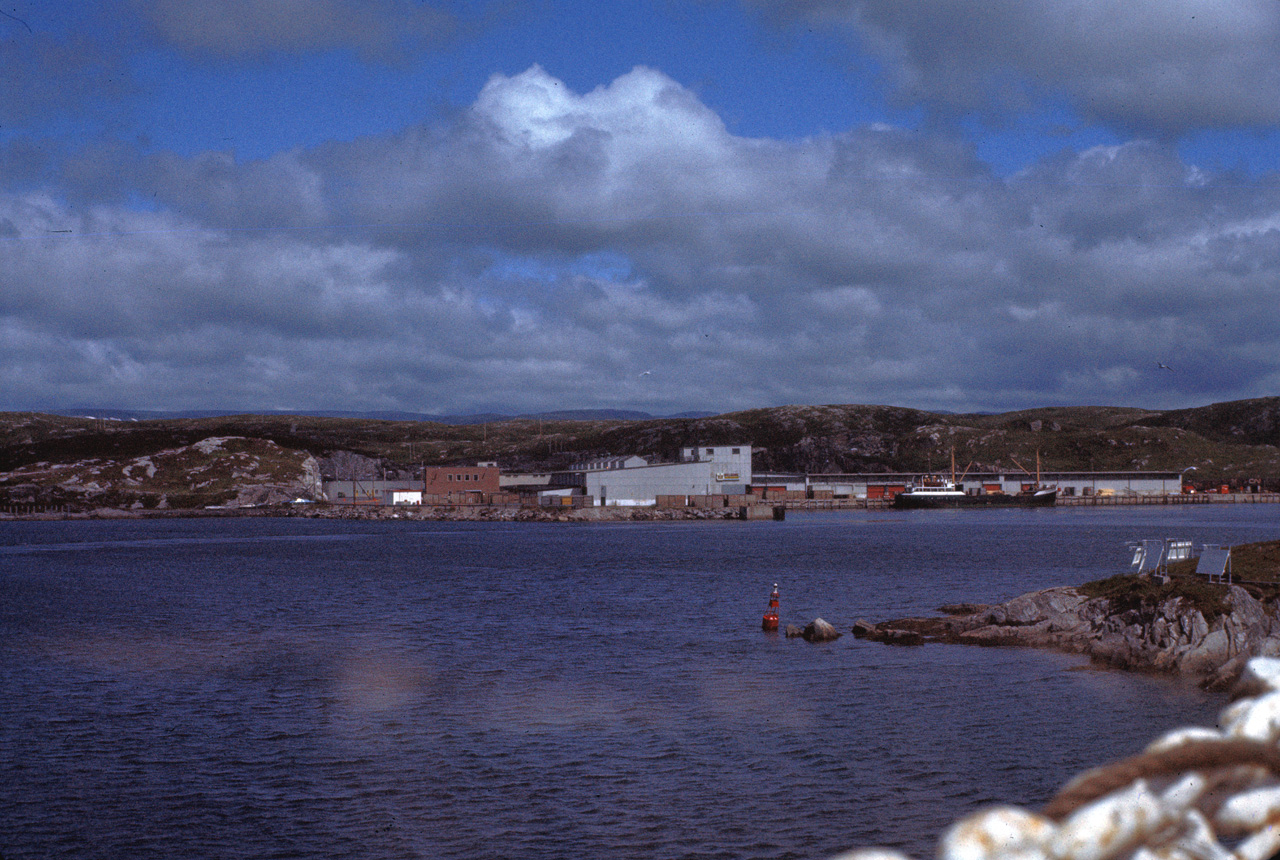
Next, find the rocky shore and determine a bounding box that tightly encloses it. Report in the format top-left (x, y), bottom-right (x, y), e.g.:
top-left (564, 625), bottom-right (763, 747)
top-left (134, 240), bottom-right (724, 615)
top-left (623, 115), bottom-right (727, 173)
top-left (855, 582), bottom-right (1280, 689)
top-left (0, 502), bottom-right (761, 523)
top-left (297, 504), bottom-right (762, 522)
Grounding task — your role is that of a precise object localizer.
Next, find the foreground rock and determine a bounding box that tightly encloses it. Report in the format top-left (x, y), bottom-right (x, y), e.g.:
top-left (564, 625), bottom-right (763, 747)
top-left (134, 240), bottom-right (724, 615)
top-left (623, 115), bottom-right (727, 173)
top-left (859, 583), bottom-right (1280, 689)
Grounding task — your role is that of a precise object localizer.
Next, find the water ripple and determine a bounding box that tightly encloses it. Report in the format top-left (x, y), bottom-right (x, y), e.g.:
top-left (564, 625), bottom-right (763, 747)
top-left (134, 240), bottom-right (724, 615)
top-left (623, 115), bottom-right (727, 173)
top-left (1, 511), bottom-right (1250, 859)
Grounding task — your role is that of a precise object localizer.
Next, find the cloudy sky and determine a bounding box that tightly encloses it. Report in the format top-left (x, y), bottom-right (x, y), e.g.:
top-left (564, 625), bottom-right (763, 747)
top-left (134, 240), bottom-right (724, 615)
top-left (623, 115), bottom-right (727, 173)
top-left (4, 0), bottom-right (1280, 417)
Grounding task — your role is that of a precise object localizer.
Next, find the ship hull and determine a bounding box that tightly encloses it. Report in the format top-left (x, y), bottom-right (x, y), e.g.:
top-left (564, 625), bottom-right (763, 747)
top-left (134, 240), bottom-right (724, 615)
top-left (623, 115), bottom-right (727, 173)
top-left (892, 489), bottom-right (1057, 510)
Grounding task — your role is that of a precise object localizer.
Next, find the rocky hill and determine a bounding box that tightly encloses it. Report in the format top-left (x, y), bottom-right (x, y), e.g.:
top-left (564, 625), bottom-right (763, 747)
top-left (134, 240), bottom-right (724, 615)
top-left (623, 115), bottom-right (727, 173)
top-left (1, 397), bottom-right (1279, 510)
top-left (0, 426), bottom-right (321, 511)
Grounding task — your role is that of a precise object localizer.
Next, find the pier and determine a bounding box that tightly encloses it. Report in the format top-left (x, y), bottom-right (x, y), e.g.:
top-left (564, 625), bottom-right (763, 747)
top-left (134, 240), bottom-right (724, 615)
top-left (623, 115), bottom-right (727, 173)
top-left (775, 492), bottom-right (1280, 511)
top-left (1057, 491), bottom-right (1280, 506)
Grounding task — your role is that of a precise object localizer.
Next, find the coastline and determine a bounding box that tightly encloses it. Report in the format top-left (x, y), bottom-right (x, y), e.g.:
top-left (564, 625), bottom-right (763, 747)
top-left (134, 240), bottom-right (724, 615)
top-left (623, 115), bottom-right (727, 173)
top-left (857, 581), bottom-right (1280, 690)
top-left (6, 490), bottom-right (1279, 522)
top-left (0, 502), bottom-right (764, 523)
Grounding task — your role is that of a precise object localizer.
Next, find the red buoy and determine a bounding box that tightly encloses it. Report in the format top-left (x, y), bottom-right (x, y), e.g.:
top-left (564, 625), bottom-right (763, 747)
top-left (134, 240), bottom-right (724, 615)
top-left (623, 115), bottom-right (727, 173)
top-left (761, 583), bottom-right (779, 631)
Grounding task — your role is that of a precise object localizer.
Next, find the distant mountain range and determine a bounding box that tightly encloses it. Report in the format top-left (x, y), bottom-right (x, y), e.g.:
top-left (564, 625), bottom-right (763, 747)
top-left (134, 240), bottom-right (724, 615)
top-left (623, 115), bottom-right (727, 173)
top-left (50, 407), bottom-right (718, 424)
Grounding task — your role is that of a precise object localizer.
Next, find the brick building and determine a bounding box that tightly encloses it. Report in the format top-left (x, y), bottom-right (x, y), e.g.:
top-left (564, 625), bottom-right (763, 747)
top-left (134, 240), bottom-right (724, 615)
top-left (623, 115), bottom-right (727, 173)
top-left (421, 465), bottom-right (501, 495)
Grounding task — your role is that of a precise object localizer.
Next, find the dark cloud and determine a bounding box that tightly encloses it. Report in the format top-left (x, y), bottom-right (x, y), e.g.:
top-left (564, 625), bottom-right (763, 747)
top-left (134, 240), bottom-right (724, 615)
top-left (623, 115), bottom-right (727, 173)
top-left (0, 26), bottom-right (134, 127)
top-left (752, 0), bottom-right (1280, 135)
top-left (134, 0), bottom-right (461, 63)
top-left (2, 65), bottom-right (1279, 414)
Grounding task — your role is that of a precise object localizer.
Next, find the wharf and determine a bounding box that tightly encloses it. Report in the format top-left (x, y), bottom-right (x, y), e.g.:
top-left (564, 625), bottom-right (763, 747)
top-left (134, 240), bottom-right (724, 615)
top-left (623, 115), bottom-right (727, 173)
top-left (1057, 492), bottom-right (1280, 506)
top-left (779, 492), bottom-right (1280, 511)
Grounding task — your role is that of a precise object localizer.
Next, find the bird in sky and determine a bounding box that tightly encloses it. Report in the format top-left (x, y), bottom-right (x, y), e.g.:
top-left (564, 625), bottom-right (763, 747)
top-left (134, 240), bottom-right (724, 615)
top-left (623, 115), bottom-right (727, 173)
top-left (1156, 362), bottom-right (1174, 371)
top-left (638, 370), bottom-right (651, 377)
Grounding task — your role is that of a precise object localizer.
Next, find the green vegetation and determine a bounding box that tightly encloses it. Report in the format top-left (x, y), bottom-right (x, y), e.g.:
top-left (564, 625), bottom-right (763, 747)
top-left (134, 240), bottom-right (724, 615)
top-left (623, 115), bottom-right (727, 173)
top-left (1159, 540), bottom-right (1280, 585)
top-left (1080, 539), bottom-right (1280, 618)
top-left (1079, 573), bottom-right (1232, 620)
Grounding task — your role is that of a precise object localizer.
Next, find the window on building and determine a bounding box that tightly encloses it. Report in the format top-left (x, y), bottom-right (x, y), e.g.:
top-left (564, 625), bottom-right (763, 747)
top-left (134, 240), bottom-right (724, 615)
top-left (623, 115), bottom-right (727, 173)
top-left (732, 448), bottom-right (740, 455)
top-left (706, 448), bottom-right (713, 455)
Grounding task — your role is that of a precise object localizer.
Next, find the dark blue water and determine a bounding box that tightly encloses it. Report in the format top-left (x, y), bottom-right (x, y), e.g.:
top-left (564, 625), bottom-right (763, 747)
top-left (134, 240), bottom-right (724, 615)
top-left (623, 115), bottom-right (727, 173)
top-left (3, 506), bottom-right (1276, 860)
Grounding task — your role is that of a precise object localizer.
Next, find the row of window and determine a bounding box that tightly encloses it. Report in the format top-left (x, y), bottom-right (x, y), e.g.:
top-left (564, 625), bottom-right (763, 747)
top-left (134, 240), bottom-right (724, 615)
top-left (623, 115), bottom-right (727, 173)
top-left (446, 473), bottom-right (483, 482)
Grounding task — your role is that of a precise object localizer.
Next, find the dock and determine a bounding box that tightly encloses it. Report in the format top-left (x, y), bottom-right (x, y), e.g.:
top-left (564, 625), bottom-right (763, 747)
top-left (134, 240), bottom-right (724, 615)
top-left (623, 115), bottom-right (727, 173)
top-left (774, 492), bottom-right (1280, 511)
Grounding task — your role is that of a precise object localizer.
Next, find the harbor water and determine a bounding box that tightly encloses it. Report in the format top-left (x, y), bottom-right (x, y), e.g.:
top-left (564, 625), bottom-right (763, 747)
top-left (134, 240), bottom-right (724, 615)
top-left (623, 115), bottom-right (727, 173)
top-left (2, 506), bottom-right (1277, 859)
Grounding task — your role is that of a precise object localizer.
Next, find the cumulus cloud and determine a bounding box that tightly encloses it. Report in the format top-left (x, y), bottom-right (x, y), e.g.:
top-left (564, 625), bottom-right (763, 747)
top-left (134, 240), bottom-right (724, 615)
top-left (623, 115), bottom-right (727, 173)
top-left (753, 0), bottom-right (1280, 134)
top-left (3, 65), bottom-right (1280, 414)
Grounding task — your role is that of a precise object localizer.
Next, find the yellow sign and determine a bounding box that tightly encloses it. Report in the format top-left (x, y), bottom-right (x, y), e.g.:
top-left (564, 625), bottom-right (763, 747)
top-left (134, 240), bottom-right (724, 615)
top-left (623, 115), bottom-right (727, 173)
top-left (715, 473), bottom-right (739, 482)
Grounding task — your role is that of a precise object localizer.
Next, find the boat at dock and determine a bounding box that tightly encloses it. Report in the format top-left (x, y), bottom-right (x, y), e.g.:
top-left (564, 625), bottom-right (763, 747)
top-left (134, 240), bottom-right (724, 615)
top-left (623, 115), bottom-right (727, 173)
top-left (892, 449), bottom-right (1057, 509)
top-left (892, 479), bottom-right (1057, 509)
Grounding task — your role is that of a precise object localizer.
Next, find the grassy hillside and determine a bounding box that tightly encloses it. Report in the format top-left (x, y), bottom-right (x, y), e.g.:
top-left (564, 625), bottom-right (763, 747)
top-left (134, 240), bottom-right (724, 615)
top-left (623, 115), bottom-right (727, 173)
top-left (2, 398), bottom-right (1279, 509)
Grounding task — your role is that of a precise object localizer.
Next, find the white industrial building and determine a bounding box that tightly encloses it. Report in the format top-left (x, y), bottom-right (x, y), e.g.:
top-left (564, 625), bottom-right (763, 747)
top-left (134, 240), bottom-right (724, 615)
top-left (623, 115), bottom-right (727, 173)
top-left (583, 445), bottom-right (752, 506)
top-left (755, 470), bottom-right (1189, 500)
top-left (572, 455), bottom-right (649, 471)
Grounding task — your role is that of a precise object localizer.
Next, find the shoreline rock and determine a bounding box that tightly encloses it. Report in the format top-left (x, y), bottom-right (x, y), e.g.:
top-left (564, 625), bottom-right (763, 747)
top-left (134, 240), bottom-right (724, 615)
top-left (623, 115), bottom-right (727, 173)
top-left (0, 503), bottom-right (753, 523)
top-left (784, 618), bottom-right (843, 641)
top-left (803, 618), bottom-right (842, 642)
top-left (860, 583), bottom-right (1280, 689)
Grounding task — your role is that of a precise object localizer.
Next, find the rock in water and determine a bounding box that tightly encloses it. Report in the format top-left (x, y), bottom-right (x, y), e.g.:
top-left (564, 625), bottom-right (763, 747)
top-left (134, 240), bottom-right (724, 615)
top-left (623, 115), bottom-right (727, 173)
top-left (803, 618), bottom-right (842, 642)
top-left (868, 582), bottom-right (1280, 689)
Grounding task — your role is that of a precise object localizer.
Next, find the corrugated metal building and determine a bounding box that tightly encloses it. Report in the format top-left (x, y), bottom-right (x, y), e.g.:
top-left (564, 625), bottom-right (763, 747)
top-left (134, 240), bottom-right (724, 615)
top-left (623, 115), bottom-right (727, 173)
top-left (323, 479), bottom-right (421, 504)
top-left (583, 445), bottom-right (752, 506)
top-left (756, 470), bottom-right (1187, 499)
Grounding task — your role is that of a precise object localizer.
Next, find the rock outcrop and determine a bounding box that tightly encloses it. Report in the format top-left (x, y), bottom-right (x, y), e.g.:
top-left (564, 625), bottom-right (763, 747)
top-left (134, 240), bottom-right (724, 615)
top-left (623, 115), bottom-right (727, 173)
top-left (784, 619), bottom-right (842, 641)
top-left (0, 435), bottom-right (323, 511)
top-left (859, 583), bottom-right (1280, 689)
top-left (803, 618), bottom-right (842, 642)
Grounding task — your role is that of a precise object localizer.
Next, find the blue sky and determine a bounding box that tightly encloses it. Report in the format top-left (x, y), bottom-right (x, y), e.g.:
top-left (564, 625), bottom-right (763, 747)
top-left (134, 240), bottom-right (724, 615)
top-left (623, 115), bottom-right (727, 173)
top-left (3, 0), bottom-right (1280, 416)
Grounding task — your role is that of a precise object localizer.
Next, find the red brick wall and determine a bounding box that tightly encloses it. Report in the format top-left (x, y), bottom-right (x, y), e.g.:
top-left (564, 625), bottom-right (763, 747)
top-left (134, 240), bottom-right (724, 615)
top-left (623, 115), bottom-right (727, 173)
top-left (422, 466), bottom-right (500, 494)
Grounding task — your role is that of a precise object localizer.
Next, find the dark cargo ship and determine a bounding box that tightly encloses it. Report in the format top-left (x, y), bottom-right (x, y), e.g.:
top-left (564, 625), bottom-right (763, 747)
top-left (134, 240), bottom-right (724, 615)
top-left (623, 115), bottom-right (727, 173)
top-left (891, 477), bottom-right (1057, 509)
top-left (892, 449), bottom-right (1057, 509)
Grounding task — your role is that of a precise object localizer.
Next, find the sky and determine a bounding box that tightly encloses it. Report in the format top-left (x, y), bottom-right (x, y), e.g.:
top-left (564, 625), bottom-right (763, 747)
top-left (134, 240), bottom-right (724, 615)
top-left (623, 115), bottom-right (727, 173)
top-left (3, 0), bottom-right (1280, 418)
